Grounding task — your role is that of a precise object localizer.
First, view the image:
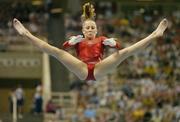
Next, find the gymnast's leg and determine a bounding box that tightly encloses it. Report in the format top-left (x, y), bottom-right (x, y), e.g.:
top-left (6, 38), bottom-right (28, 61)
top-left (13, 19), bottom-right (88, 80)
top-left (94, 19), bottom-right (168, 81)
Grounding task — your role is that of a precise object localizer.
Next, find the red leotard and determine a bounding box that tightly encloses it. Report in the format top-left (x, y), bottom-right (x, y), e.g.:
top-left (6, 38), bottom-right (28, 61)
top-left (63, 36), bottom-right (120, 80)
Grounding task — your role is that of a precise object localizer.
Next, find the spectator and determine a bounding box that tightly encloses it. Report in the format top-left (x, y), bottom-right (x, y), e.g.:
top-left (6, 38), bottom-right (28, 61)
top-left (33, 86), bottom-right (43, 115)
top-left (46, 99), bottom-right (56, 113)
top-left (15, 84), bottom-right (25, 119)
top-left (84, 104), bottom-right (96, 122)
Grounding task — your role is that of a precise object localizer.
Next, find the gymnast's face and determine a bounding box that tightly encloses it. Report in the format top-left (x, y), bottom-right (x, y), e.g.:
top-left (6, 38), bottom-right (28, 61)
top-left (82, 20), bottom-right (97, 40)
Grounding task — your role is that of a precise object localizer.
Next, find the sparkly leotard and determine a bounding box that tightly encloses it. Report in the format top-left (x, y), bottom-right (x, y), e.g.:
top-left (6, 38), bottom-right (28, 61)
top-left (63, 36), bottom-right (120, 80)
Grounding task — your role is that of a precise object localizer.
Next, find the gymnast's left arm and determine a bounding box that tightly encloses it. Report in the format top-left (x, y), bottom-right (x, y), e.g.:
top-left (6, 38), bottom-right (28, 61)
top-left (103, 38), bottom-right (121, 49)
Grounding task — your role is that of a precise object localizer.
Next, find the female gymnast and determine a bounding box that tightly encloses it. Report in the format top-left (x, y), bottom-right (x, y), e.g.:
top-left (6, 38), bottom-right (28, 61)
top-left (13, 3), bottom-right (168, 81)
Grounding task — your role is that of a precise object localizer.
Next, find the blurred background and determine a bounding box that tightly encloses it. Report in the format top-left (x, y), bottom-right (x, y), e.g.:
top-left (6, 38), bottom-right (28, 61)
top-left (0, 0), bottom-right (179, 122)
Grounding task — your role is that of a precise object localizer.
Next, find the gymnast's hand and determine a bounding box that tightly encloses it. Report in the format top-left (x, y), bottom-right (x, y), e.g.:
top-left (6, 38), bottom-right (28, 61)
top-left (103, 38), bottom-right (116, 47)
top-left (13, 18), bottom-right (30, 36)
top-left (68, 35), bottom-right (84, 45)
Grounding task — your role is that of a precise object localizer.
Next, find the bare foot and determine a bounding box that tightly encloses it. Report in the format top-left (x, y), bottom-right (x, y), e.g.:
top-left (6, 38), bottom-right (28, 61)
top-left (153, 19), bottom-right (168, 37)
top-left (13, 18), bottom-right (29, 35)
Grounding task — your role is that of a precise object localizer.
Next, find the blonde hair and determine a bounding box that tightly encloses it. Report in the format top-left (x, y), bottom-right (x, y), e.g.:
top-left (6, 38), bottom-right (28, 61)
top-left (81, 2), bottom-right (96, 22)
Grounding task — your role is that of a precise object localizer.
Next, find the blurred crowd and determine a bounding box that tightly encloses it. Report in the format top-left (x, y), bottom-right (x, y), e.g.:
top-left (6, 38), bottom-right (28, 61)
top-left (0, 1), bottom-right (179, 81)
top-left (67, 77), bottom-right (180, 122)
top-left (8, 83), bottom-right (43, 119)
top-left (64, 2), bottom-right (180, 121)
top-left (64, 2), bottom-right (179, 83)
top-left (0, 1), bottom-right (179, 122)
top-left (0, 1), bottom-right (47, 51)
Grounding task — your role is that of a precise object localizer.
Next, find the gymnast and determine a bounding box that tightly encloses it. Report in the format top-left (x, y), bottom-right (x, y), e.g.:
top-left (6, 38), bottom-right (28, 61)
top-left (13, 3), bottom-right (168, 81)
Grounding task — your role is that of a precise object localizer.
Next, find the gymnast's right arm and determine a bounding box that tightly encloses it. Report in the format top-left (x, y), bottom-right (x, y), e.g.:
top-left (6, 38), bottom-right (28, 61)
top-left (63, 35), bottom-right (84, 49)
top-left (13, 18), bottom-right (61, 58)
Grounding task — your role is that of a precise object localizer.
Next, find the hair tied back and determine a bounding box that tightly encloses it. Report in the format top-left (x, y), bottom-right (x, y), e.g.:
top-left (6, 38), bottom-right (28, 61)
top-left (81, 2), bottom-right (96, 22)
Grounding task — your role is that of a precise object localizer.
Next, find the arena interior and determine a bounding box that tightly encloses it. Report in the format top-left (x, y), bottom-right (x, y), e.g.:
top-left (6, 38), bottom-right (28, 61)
top-left (0, 0), bottom-right (179, 122)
